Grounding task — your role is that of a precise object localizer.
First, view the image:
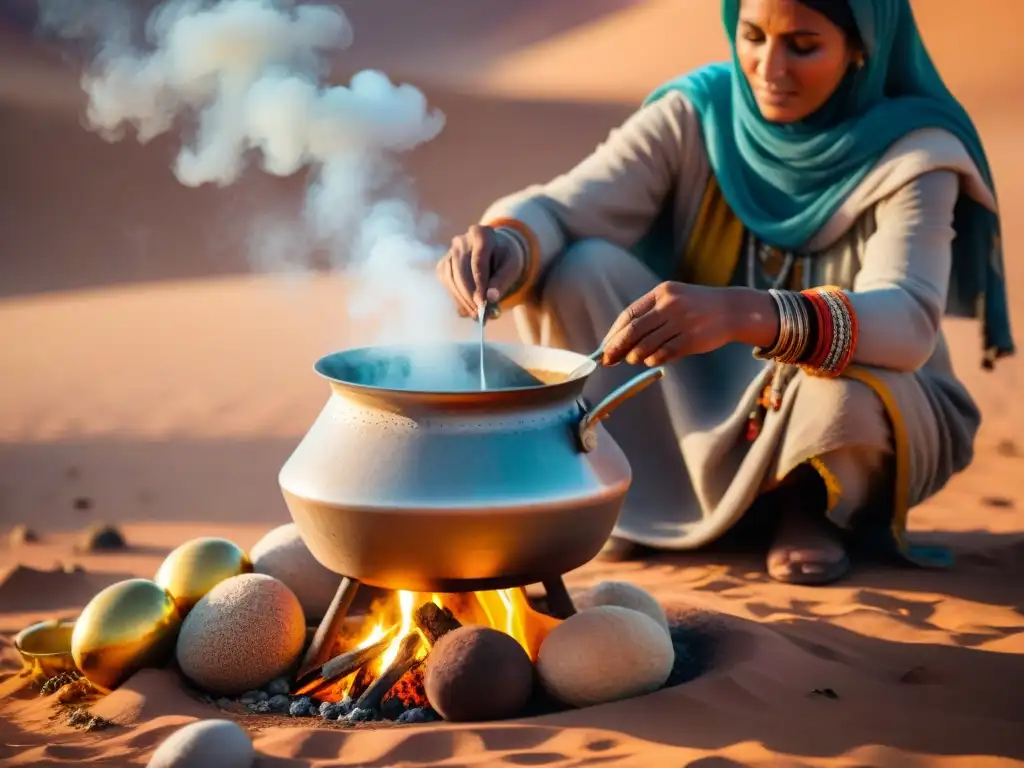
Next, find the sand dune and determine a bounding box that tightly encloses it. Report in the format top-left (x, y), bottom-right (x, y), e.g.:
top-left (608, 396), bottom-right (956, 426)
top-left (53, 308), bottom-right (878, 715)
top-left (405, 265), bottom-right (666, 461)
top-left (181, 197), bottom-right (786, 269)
top-left (2, 0), bottom-right (1024, 765)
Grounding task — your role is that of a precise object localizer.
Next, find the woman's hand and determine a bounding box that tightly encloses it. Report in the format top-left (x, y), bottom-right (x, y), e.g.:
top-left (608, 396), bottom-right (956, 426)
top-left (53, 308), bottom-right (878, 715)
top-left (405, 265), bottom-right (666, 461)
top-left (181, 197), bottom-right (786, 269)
top-left (436, 225), bottom-right (525, 316)
top-left (601, 282), bottom-right (779, 367)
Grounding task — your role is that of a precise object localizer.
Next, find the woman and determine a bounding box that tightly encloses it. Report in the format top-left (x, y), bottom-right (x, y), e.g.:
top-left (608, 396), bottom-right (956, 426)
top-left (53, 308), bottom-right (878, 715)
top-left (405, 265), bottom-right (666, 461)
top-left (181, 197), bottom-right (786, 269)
top-left (436, 0), bottom-right (1009, 584)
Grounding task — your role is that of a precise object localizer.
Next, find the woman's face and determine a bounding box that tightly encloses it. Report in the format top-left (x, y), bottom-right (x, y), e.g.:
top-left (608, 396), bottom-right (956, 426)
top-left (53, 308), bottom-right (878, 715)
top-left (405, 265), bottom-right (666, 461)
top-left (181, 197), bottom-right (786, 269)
top-left (736, 0), bottom-right (859, 123)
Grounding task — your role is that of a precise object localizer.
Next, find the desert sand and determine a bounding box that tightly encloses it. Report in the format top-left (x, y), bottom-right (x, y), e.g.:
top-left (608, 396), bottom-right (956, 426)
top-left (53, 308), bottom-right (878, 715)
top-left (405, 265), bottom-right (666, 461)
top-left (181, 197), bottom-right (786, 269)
top-left (2, 1), bottom-right (1024, 766)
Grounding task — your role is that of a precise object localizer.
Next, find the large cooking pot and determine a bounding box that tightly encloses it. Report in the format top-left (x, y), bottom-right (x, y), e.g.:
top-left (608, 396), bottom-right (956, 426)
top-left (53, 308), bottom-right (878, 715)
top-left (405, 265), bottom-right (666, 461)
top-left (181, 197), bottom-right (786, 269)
top-left (279, 341), bottom-right (664, 593)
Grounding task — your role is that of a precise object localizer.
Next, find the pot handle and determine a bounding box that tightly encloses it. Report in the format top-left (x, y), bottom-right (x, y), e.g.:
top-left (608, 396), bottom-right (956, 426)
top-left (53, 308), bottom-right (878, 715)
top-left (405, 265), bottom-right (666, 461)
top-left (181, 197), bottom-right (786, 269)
top-left (576, 366), bottom-right (666, 452)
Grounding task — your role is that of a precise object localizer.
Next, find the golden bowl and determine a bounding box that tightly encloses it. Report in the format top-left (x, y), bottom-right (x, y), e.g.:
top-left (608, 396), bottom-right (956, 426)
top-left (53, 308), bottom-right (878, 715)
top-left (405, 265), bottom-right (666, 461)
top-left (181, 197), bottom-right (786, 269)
top-left (14, 618), bottom-right (79, 680)
top-left (71, 578), bottom-right (181, 692)
top-left (154, 537), bottom-right (252, 617)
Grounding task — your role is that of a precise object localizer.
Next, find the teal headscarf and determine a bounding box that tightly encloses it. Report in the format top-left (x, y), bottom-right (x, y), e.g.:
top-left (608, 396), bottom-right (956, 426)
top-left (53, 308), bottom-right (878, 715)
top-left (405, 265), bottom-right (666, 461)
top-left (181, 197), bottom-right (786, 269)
top-left (640, 0), bottom-right (1011, 367)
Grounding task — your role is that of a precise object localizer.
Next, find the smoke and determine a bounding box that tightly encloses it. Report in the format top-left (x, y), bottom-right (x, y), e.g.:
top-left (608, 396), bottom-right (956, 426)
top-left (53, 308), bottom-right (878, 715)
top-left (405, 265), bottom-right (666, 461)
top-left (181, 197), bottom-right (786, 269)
top-left (41, 0), bottom-right (453, 346)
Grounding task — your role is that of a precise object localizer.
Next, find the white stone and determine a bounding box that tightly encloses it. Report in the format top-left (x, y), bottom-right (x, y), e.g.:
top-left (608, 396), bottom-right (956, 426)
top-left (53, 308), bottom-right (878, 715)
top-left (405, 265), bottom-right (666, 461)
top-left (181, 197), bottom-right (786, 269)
top-left (147, 719), bottom-right (254, 768)
top-left (537, 605), bottom-right (674, 708)
top-left (176, 573), bottom-right (305, 696)
top-left (250, 523), bottom-right (338, 620)
top-left (572, 581), bottom-right (670, 636)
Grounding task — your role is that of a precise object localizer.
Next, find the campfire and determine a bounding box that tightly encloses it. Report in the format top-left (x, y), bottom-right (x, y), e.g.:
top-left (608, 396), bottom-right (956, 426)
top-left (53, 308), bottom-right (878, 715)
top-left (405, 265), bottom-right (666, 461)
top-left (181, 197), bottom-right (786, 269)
top-left (294, 589), bottom-right (558, 720)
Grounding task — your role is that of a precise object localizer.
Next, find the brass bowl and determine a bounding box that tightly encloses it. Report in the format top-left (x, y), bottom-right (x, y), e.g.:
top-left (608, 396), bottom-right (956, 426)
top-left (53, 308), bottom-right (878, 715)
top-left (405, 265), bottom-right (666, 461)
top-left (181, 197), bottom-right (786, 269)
top-left (155, 537), bottom-right (252, 617)
top-left (71, 578), bottom-right (182, 692)
top-left (14, 618), bottom-right (79, 680)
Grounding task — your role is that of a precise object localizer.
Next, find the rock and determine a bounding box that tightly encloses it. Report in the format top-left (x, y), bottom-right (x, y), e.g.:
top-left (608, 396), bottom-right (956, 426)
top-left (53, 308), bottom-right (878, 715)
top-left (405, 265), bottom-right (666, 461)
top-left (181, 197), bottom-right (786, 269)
top-left (572, 581), bottom-right (670, 636)
top-left (9, 525), bottom-right (39, 545)
top-left (346, 706), bottom-right (379, 722)
top-left (396, 706), bottom-right (437, 724)
top-left (77, 524), bottom-right (126, 552)
top-left (267, 694), bottom-right (291, 713)
top-left (146, 719), bottom-right (254, 768)
top-left (265, 677), bottom-right (291, 696)
top-left (247, 700), bottom-right (271, 714)
top-left (289, 696), bottom-right (316, 717)
top-left (319, 700), bottom-right (349, 720)
top-left (424, 625), bottom-right (534, 722)
top-left (176, 573), bottom-right (306, 697)
top-left (537, 605), bottom-right (674, 708)
top-left (239, 690), bottom-right (267, 705)
top-left (249, 523), bottom-right (339, 620)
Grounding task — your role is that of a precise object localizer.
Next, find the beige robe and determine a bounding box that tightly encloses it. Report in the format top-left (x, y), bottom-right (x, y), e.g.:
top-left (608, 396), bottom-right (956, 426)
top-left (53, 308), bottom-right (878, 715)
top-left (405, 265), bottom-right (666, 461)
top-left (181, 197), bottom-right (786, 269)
top-left (479, 92), bottom-right (997, 563)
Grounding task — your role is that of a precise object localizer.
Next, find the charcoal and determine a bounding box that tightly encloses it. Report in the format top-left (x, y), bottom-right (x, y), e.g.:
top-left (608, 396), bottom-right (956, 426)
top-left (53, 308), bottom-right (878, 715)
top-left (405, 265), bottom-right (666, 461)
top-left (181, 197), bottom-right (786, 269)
top-left (346, 706), bottom-right (380, 722)
top-left (289, 696), bottom-right (316, 717)
top-left (319, 701), bottom-right (350, 721)
top-left (247, 700), bottom-right (271, 714)
top-left (240, 690), bottom-right (268, 705)
top-left (267, 694), bottom-right (291, 713)
top-left (395, 707), bottom-right (438, 724)
top-left (380, 696), bottom-right (407, 721)
top-left (265, 677), bottom-right (291, 696)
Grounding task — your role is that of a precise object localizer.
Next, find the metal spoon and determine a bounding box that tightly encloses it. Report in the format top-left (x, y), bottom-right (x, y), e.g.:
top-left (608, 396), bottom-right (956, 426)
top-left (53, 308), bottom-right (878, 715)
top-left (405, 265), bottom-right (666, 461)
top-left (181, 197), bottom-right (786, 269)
top-left (565, 344), bottom-right (605, 382)
top-left (477, 302), bottom-right (499, 390)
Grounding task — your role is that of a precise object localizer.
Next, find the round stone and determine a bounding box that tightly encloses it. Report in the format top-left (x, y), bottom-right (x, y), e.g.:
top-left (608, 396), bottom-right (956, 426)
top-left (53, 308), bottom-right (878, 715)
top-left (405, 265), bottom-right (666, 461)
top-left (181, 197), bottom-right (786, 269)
top-left (175, 573), bottom-right (305, 696)
top-left (146, 719), bottom-right (253, 768)
top-left (424, 626), bottom-right (534, 722)
top-left (537, 605), bottom-right (674, 708)
top-left (249, 523), bottom-right (339, 620)
top-left (572, 581), bottom-right (670, 635)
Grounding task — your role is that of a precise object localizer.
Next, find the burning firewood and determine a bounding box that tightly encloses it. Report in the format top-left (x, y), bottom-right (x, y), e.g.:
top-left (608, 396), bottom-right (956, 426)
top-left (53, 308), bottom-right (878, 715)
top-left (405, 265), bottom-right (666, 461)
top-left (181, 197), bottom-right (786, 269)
top-left (413, 603), bottom-right (462, 645)
top-left (293, 624), bottom-right (399, 691)
top-left (352, 632), bottom-right (423, 714)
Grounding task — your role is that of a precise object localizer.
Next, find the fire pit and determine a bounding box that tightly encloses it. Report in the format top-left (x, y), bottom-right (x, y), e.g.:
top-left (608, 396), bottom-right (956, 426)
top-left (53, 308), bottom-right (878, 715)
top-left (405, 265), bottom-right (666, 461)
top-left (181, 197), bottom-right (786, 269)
top-left (277, 340), bottom-right (668, 721)
top-left (287, 587), bottom-right (560, 723)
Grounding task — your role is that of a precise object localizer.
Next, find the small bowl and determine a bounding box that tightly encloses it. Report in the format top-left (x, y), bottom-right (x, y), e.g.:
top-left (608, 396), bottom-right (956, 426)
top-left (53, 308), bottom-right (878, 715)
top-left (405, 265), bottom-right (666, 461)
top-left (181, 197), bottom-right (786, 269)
top-left (14, 618), bottom-right (79, 679)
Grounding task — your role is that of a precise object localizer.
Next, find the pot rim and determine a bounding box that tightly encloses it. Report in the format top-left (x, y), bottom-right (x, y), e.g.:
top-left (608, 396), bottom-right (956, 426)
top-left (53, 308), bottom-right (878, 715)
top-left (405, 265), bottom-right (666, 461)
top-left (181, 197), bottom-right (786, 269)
top-left (312, 340), bottom-right (596, 398)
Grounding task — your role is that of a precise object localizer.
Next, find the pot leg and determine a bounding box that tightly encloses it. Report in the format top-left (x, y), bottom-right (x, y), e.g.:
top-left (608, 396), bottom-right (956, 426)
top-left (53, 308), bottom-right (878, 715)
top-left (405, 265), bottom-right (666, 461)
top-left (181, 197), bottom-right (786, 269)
top-left (297, 576), bottom-right (361, 681)
top-left (541, 577), bottom-right (576, 619)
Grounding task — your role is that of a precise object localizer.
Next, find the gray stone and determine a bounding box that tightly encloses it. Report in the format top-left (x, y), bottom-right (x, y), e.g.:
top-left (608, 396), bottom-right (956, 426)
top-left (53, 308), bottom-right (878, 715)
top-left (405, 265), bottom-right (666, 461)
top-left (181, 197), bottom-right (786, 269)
top-left (288, 696), bottom-right (316, 717)
top-left (239, 690), bottom-right (267, 705)
top-left (146, 719), bottom-right (254, 768)
top-left (346, 706), bottom-right (379, 722)
top-left (319, 701), bottom-right (350, 721)
top-left (265, 677), bottom-right (291, 696)
top-left (395, 707), bottom-right (434, 724)
top-left (267, 694), bottom-right (291, 713)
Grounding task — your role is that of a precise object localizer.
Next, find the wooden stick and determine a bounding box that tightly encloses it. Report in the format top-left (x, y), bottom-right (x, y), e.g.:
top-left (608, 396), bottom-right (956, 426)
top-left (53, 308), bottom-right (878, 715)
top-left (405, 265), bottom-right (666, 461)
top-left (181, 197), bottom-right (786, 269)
top-left (294, 624), bottom-right (398, 690)
top-left (297, 577), bottom-right (361, 680)
top-left (413, 603), bottom-right (462, 646)
top-left (352, 632), bottom-right (422, 713)
top-left (542, 576), bottom-right (577, 619)
top-left (347, 664), bottom-right (375, 702)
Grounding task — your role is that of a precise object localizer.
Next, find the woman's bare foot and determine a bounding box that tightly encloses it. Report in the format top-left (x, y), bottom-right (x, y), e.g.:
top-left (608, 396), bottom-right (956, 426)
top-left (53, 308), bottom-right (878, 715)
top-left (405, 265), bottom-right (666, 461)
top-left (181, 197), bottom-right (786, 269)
top-left (767, 507), bottom-right (850, 585)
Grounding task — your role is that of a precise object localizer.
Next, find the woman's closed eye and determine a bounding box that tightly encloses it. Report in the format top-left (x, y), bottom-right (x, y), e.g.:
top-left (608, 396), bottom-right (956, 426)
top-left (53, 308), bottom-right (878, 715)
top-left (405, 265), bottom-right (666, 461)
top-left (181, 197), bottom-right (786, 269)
top-left (742, 32), bottom-right (819, 56)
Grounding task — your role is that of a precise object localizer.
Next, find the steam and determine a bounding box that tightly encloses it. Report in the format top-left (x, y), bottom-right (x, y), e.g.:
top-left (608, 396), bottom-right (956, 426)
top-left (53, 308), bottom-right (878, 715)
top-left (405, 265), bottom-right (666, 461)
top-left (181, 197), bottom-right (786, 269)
top-left (42, 0), bottom-right (453, 345)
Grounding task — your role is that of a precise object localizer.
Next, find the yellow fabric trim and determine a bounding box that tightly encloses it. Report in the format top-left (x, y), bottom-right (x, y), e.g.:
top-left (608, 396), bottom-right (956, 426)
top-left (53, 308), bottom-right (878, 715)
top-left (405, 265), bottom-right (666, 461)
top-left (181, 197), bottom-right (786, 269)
top-left (679, 175), bottom-right (745, 287)
top-left (807, 457), bottom-right (843, 516)
top-left (842, 366), bottom-right (911, 553)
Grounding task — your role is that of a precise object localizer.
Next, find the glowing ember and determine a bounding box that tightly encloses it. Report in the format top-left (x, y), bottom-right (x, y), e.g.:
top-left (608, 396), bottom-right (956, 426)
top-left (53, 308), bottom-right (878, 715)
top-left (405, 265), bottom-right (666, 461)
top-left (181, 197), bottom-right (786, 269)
top-left (309, 588), bottom-right (559, 703)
